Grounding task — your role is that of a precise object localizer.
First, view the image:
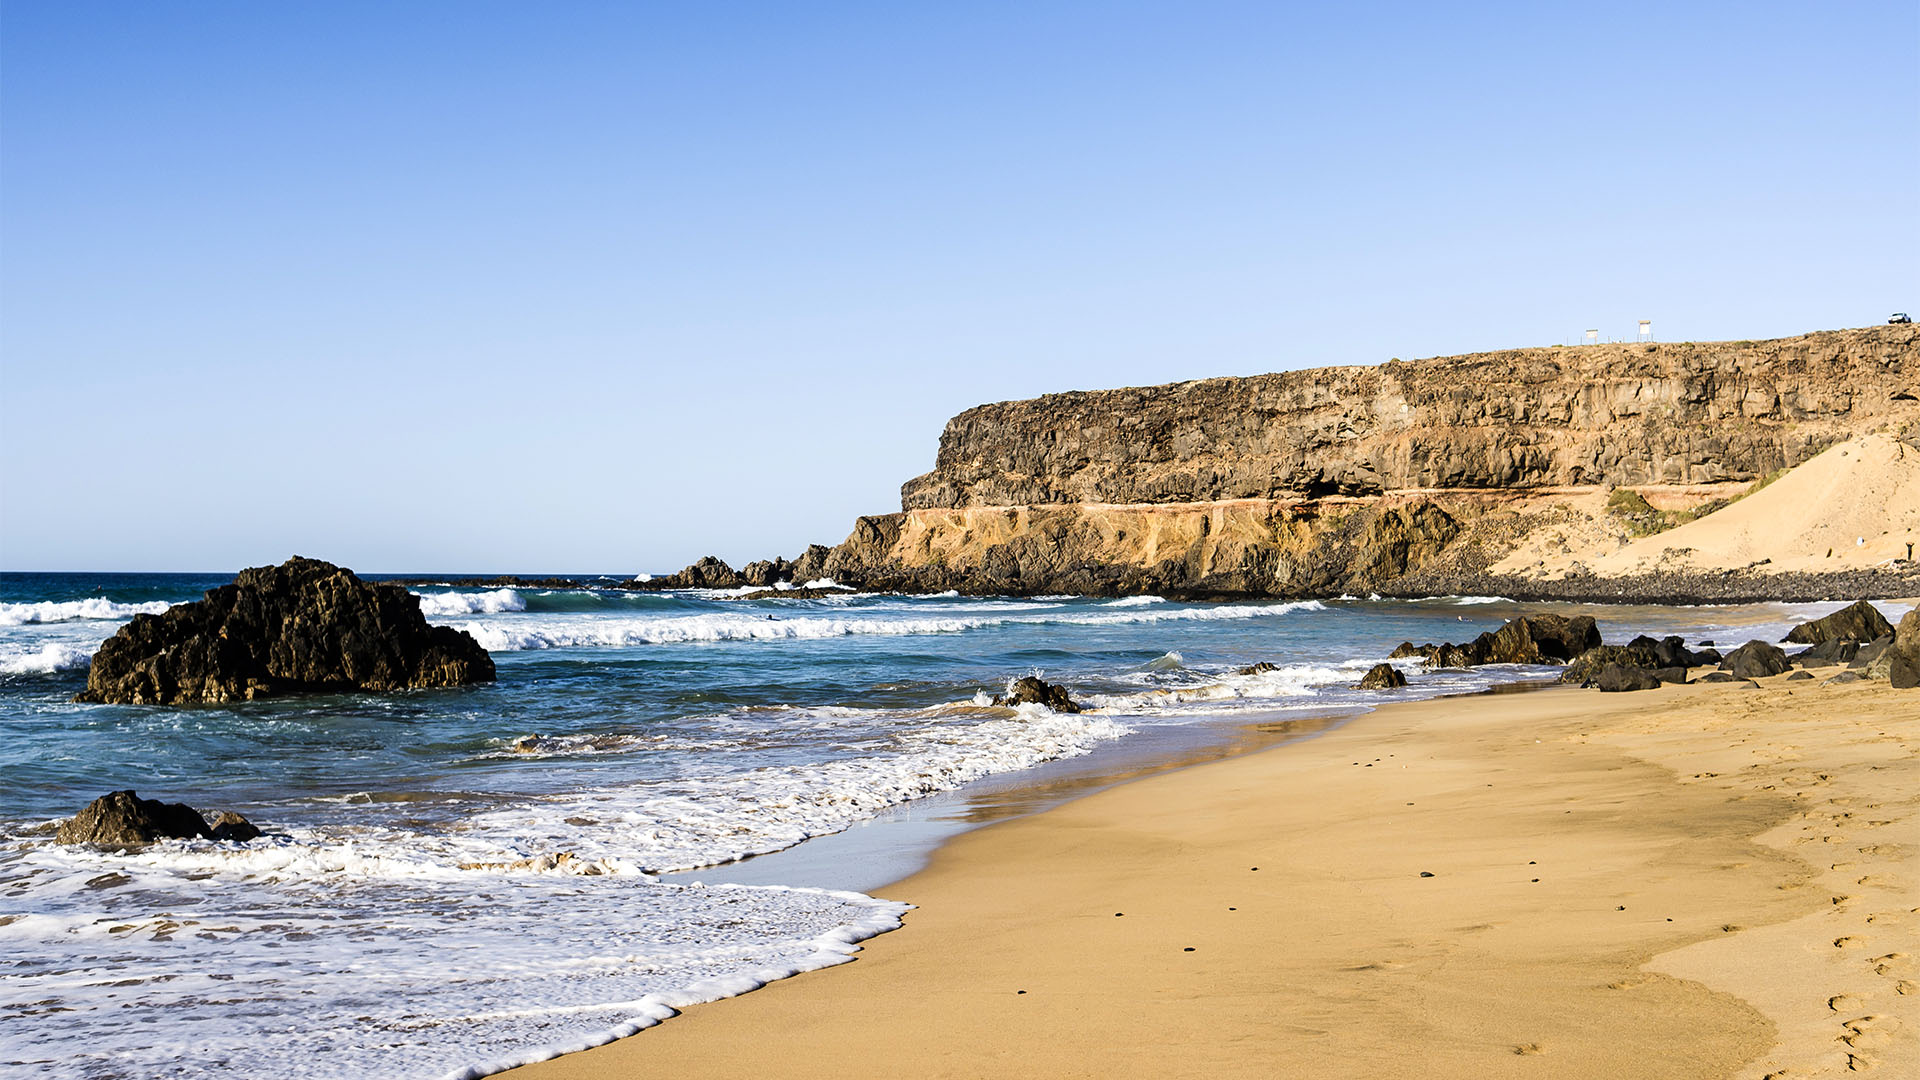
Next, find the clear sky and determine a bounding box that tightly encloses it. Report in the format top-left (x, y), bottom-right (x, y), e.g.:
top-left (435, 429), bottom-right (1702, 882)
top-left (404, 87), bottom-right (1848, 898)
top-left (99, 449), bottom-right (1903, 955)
top-left (3, 1), bottom-right (1915, 573)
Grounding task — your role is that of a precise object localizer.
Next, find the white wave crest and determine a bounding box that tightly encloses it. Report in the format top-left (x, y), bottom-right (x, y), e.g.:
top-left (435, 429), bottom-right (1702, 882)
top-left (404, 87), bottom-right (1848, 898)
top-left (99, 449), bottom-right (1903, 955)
top-left (0, 598), bottom-right (171, 626)
top-left (452, 600), bottom-right (1326, 652)
top-left (1088, 662), bottom-right (1350, 710)
top-left (411, 589), bottom-right (527, 616)
top-left (0, 642), bottom-right (94, 674)
top-left (1103, 595), bottom-right (1167, 608)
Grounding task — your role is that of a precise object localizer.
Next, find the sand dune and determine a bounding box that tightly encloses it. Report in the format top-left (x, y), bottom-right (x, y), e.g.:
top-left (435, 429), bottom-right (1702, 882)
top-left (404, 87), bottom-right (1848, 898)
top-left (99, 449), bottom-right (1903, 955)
top-left (1590, 434), bottom-right (1919, 574)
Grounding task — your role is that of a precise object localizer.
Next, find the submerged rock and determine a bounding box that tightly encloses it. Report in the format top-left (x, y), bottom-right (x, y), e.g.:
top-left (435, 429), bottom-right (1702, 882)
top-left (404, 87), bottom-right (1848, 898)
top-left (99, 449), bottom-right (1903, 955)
top-left (208, 812), bottom-right (262, 843)
top-left (1237, 661), bottom-right (1280, 675)
top-left (994, 676), bottom-right (1082, 713)
top-left (56, 791), bottom-right (211, 847)
top-left (1782, 599), bottom-right (1895, 645)
top-left (76, 556), bottom-right (494, 705)
top-left (1356, 663), bottom-right (1407, 690)
top-left (1719, 640), bottom-right (1791, 680)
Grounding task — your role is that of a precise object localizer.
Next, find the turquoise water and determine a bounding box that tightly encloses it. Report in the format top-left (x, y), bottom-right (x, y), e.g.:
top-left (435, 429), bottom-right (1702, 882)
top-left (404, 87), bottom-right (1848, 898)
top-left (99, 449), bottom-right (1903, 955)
top-left (0, 571), bottom-right (1841, 1078)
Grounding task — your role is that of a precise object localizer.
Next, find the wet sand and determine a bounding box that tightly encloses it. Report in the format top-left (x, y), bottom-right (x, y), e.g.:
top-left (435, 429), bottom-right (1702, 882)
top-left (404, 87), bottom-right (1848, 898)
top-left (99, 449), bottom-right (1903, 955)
top-left (503, 672), bottom-right (1918, 1079)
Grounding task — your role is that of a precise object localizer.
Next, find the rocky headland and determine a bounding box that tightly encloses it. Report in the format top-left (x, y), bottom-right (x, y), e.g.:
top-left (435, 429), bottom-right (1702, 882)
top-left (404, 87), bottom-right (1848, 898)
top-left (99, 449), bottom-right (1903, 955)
top-left (623, 326), bottom-right (1920, 602)
top-left (78, 556), bottom-right (495, 705)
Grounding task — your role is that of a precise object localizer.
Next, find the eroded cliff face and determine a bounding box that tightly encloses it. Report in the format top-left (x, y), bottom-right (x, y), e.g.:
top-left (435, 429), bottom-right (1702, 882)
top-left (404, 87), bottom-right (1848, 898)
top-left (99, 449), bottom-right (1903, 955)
top-left (786, 328), bottom-right (1920, 599)
top-left (901, 327), bottom-right (1918, 509)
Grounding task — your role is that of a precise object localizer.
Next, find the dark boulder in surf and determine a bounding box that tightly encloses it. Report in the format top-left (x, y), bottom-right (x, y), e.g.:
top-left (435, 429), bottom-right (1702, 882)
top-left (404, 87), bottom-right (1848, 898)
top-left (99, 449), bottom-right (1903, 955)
top-left (76, 556), bottom-right (494, 705)
top-left (56, 790), bottom-right (212, 847)
top-left (994, 676), bottom-right (1082, 713)
top-left (209, 811), bottom-right (262, 843)
top-left (1356, 663), bottom-right (1407, 690)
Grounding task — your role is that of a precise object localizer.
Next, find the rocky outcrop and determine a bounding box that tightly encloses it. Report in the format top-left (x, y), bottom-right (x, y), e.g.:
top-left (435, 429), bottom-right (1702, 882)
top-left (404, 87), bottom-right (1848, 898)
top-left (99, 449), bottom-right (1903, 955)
top-left (77, 557), bottom-right (494, 705)
top-left (56, 792), bottom-right (264, 847)
top-left (1783, 599), bottom-right (1896, 645)
top-left (57, 791), bottom-right (209, 845)
top-left (766, 327), bottom-right (1918, 600)
top-left (1356, 663), bottom-right (1407, 690)
top-left (1420, 615), bottom-right (1601, 670)
top-left (993, 676), bottom-right (1081, 713)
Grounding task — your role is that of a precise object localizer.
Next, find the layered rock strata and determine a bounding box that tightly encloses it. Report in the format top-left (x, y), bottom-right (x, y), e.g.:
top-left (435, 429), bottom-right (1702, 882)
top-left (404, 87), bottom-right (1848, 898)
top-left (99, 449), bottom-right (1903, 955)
top-left (637, 327), bottom-right (1919, 601)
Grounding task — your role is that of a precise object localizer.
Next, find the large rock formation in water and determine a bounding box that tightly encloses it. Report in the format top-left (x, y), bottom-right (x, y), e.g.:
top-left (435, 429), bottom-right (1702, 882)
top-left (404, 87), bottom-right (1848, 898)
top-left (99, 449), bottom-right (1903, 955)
top-left (77, 557), bottom-right (494, 705)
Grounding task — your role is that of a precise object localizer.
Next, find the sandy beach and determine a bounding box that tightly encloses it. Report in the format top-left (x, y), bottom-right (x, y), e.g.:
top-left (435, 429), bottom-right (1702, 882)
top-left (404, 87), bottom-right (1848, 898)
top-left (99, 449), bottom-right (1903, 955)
top-left (506, 670), bottom-right (1918, 1079)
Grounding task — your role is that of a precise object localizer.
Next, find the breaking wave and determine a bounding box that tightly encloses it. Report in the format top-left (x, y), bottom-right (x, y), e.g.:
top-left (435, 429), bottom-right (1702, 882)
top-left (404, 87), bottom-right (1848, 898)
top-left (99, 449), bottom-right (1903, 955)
top-left (411, 589), bottom-right (528, 616)
top-left (452, 600), bottom-right (1326, 652)
top-left (0, 598), bottom-right (171, 626)
top-left (0, 642), bottom-right (94, 675)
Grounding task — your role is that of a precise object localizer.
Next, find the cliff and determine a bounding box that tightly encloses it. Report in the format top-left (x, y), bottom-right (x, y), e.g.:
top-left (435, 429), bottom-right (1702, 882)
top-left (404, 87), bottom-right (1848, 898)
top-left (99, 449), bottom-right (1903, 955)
top-left (670, 326), bottom-right (1920, 601)
top-left (902, 326), bottom-right (1918, 508)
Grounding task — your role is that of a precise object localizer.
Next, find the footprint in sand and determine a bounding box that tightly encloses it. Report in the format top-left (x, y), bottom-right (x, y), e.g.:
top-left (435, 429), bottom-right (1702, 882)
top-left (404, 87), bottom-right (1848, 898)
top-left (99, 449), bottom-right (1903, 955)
top-left (1512, 1043), bottom-right (1545, 1055)
top-left (1830, 993), bottom-right (1865, 1012)
top-left (1835, 936), bottom-right (1865, 949)
top-left (1840, 1014), bottom-right (1893, 1051)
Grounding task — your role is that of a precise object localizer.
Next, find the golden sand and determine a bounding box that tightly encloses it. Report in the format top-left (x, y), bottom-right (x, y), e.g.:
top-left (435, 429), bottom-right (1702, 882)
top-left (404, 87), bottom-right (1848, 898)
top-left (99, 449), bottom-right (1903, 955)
top-left (505, 672), bottom-right (1918, 1079)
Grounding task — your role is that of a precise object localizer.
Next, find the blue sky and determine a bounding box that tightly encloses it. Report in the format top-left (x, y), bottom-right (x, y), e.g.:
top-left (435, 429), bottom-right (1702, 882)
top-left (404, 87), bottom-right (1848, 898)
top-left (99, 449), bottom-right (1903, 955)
top-left (3, 1), bottom-right (1915, 572)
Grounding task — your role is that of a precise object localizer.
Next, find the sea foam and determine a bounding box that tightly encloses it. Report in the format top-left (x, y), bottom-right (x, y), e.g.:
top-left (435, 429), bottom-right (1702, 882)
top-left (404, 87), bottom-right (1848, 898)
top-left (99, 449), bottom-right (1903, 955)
top-left (0, 641), bottom-right (94, 674)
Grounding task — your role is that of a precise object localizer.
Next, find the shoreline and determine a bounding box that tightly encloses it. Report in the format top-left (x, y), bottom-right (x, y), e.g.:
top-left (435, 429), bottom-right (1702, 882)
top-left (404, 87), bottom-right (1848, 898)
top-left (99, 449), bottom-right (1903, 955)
top-left (501, 670), bottom-right (1918, 1079)
top-left (377, 571), bottom-right (1920, 606)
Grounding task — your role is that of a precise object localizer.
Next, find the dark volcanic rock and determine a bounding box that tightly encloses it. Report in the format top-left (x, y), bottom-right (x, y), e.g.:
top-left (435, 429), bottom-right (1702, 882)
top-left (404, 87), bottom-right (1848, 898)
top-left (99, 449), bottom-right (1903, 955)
top-left (1424, 615), bottom-right (1602, 670)
top-left (77, 556), bottom-right (495, 706)
top-left (1783, 599), bottom-right (1895, 645)
top-left (1792, 638), bottom-right (1860, 667)
top-left (1696, 671), bottom-right (1741, 683)
top-left (1849, 634), bottom-right (1895, 669)
top-left (1876, 607), bottom-right (1920, 689)
top-left (1595, 664), bottom-right (1662, 692)
top-left (740, 558), bottom-right (792, 588)
top-left (208, 812), bottom-right (262, 843)
top-left (56, 791), bottom-right (211, 846)
top-left (1560, 645), bottom-right (1661, 684)
top-left (1389, 642), bottom-right (1435, 660)
top-left (1357, 663), bottom-right (1407, 690)
top-left (1649, 666), bottom-right (1690, 685)
top-left (1237, 662), bottom-right (1279, 675)
top-left (1825, 671), bottom-right (1864, 685)
top-left (994, 676), bottom-right (1082, 713)
top-left (1719, 640), bottom-right (1791, 680)
top-left (1786, 671), bottom-right (1814, 681)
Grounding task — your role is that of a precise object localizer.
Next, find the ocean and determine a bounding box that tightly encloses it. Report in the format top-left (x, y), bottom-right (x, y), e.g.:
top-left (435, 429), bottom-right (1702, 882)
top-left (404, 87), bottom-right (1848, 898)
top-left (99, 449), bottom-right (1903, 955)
top-left (0, 571), bottom-right (1841, 1078)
